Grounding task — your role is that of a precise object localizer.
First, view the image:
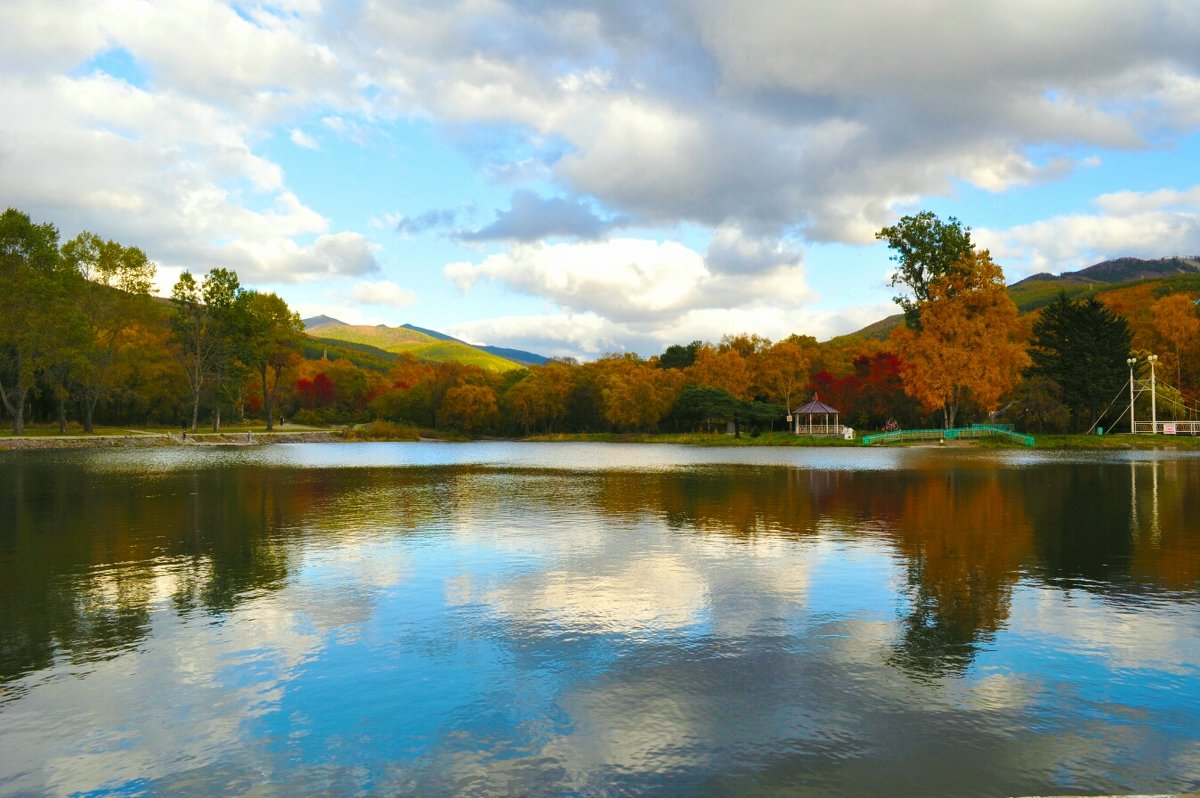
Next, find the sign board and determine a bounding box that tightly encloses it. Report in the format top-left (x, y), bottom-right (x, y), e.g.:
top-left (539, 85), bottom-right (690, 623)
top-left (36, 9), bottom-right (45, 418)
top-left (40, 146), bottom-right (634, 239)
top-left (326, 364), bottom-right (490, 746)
top-left (1164, 423), bottom-right (1177, 435)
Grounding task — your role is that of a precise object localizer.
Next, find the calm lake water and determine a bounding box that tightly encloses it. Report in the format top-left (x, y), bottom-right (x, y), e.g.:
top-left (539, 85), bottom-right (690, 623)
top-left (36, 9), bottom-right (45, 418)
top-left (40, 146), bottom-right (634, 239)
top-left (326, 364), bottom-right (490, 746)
top-left (1, 442), bottom-right (1199, 797)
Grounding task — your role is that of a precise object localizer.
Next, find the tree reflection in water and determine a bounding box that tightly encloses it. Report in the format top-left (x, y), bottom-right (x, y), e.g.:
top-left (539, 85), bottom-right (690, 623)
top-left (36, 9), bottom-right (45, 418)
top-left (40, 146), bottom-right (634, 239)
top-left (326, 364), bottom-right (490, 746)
top-left (2, 450), bottom-right (1198, 690)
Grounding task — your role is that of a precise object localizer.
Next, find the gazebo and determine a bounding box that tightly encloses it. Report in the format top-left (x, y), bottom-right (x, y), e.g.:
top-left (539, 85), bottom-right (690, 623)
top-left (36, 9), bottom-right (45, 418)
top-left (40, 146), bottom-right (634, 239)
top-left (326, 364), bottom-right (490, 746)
top-left (790, 394), bottom-right (841, 436)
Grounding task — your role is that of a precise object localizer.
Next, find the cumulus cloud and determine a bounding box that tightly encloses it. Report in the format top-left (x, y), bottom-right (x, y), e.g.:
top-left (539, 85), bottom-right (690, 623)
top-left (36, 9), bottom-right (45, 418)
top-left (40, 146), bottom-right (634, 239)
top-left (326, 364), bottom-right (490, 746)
top-left (347, 279), bottom-right (417, 308)
top-left (445, 300), bottom-right (892, 359)
top-left (344, 0), bottom-right (1200, 240)
top-left (445, 236), bottom-right (812, 326)
top-left (978, 184), bottom-right (1200, 276)
top-left (6, 0), bottom-right (1200, 353)
top-left (0, 0), bottom-right (375, 288)
top-left (445, 238), bottom-right (709, 321)
top-left (460, 190), bottom-right (623, 242)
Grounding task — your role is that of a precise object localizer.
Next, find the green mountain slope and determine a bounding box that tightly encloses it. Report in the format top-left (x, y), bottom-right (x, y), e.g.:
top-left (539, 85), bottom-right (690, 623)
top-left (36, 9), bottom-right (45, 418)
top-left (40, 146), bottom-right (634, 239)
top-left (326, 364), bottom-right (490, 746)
top-left (306, 321), bottom-right (525, 372)
top-left (304, 336), bottom-right (397, 372)
top-left (849, 256), bottom-right (1200, 340)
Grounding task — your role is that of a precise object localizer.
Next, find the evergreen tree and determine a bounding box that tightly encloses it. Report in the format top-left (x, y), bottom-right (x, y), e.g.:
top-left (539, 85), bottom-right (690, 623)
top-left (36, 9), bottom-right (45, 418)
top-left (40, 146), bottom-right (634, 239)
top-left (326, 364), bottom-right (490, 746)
top-left (1028, 294), bottom-right (1132, 432)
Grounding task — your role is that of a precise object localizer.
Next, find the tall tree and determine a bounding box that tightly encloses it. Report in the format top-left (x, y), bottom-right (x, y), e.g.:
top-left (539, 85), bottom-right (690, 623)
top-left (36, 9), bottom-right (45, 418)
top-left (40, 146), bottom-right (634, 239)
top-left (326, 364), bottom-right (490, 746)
top-left (202, 268), bottom-right (243, 432)
top-left (893, 251), bottom-right (1028, 429)
top-left (0, 209), bottom-right (69, 434)
top-left (687, 345), bottom-right (752, 400)
top-left (239, 291), bottom-right (304, 431)
top-left (61, 232), bottom-right (156, 432)
top-left (1150, 293), bottom-right (1200, 394)
top-left (170, 272), bottom-right (212, 433)
top-left (658, 340), bottom-right (701, 370)
top-left (755, 335), bottom-right (816, 410)
top-left (877, 211), bottom-right (975, 329)
top-left (170, 268), bottom-right (243, 432)
top-left (596, 354), bottom-right (685, 431)
top-left (1027, 293), bottom-right (1132, 432)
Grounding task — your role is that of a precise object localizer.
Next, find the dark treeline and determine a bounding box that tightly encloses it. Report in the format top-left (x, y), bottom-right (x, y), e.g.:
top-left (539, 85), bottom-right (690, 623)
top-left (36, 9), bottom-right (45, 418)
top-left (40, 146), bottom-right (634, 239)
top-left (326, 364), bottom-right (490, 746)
top-left (6, 207), bottom-right (1190, 437)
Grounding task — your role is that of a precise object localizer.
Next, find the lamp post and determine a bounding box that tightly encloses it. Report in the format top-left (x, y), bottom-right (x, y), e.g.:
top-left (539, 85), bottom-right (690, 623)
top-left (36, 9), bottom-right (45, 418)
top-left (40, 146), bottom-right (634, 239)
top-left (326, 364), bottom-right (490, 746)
top-left (1127, 357), bottom-right (1138, 433)
top-left (1148, 354), bottom-right (1159, 434)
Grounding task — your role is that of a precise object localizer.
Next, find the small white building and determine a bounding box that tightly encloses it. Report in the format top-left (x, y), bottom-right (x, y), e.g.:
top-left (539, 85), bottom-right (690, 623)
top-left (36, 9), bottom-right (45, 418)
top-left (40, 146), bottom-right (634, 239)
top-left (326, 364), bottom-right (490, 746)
top-left (790, 395), bottom-right (842, 436)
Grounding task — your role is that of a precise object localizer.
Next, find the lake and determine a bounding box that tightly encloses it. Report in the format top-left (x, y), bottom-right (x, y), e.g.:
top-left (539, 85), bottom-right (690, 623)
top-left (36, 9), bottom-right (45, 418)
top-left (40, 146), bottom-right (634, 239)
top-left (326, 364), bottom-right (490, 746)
top-left (1, 442), bottom-right (1198, 796)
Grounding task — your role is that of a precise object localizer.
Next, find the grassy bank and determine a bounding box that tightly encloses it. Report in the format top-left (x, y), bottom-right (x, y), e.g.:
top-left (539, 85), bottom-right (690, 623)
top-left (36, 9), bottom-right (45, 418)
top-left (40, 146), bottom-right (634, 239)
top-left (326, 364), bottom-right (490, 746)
top-left (5, 423), bottom-right (1200, 451)
top-left (526, 430), bottom-right (1200, 450)
top-left (525, 431), bottom-right (859, 447)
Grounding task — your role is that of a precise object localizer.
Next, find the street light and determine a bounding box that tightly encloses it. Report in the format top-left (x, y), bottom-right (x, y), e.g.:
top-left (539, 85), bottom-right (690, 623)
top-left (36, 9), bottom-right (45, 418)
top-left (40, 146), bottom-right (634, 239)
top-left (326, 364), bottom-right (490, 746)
top-left (1127, 357), bottom-right (1138, 433)
top-left (1148, 354), bottom-right (1159, 433)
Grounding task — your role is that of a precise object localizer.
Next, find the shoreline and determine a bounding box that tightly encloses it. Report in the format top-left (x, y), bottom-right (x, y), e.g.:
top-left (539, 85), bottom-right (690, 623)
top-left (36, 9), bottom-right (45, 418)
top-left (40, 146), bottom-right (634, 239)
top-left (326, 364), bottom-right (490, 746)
top-left (0, 430), bottom-right (340, 451)
top-left (3, 429), bottom-right (1200, 452)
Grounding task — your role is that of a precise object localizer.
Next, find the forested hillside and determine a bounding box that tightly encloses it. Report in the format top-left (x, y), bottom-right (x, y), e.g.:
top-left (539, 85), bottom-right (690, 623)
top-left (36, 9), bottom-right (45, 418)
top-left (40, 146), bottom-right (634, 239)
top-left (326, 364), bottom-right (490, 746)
top-left (3, 208), bottom-right (1198, 437)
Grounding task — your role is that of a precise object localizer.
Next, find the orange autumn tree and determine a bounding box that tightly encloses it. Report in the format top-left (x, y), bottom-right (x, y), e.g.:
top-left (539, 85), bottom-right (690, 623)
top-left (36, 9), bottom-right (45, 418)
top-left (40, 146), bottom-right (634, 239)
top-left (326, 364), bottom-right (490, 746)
top-left (892, 250), bottom-right (1028, 429)
top-left (1150, 292), bottom-right (1200, 394)
top-left (686, 344), bottom-right (753, 400)
top-left (755, 335), bottom-right (818, 410)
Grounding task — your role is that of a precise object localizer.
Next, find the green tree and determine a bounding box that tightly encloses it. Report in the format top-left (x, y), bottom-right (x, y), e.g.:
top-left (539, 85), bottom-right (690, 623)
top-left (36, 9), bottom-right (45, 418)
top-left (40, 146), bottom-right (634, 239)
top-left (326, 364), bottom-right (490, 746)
top-left (61, 232), bottom-right (156, 432)
top-left (239, 291), bottom-right (304, 431)
top-left (202, 268), bottom-right (244, 432)
top-left (658, 340), bottom-right (701, 370)
top-left (0, 209), bottom-right (70, 434)
top-left (170, 268), bottom-right (244, 432)
top-left (876, 211), bottom-right (975, 329)
top-left (1027, 294), bottom-right (1132, 432)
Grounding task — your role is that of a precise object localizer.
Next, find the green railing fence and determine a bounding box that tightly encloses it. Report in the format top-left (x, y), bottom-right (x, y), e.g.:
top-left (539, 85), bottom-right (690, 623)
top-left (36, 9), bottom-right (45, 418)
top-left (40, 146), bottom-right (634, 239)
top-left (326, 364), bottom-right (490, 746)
top-left (861, 424), bottom-right (1034, 446)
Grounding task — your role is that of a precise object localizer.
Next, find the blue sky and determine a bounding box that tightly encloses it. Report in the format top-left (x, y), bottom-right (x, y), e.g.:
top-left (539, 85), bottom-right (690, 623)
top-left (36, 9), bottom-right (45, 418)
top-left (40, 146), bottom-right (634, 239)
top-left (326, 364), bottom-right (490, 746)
top-left (3, 1), bottom-right (1200, 359)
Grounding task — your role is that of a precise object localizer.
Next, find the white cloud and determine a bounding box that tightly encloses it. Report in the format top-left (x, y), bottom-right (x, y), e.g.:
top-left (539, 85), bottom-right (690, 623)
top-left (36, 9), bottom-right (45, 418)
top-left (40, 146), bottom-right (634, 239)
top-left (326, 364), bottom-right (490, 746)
top-left (978, 184), bottom-right (1200, 276)
top-left (338, 1), bottom-right (1200, 241)
top-left (439, 229), bottom-right (900, 357)
top-left (446, 300), bottom-right (894, 359)
top-left (0, 0), bottom-right (381, 291)
top-left (347, 279), bottom-right (417, 308)
top-left (290, 128), bottom-right (318, 149)
top-left (5, 0), bottom-right (1200, 354)
top-left (446, 238), bottom-right (708, 321)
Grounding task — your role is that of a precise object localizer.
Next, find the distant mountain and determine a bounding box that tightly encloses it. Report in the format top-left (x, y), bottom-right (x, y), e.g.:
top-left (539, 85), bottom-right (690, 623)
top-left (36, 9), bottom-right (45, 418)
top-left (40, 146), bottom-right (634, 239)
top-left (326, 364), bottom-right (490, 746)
top-left (401, 324), bottom-right (549, 366)
top-left (302, 314), bottom-right (349, 330)
top-left (1011, 256), bottom-right (1200, 287)
top-left (852, 256), bottom-right (1200, 340)
top-left (400, 323), bottom-right (456, 342)
top-left (302, 318), bottom-right (542, 372)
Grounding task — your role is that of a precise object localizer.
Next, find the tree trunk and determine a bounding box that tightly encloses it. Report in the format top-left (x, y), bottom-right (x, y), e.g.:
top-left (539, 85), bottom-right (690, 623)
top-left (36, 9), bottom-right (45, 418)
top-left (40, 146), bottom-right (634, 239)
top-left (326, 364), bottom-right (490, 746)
top-left (212, 405), bottom-right (221, 433)
top-left (261, 364), bottom-right (274, 431)
top-left (190, 392), bottom-right (201, 433)
top-left (57, 396), bottom-right (67, 434)
top-left (83, 392), bottom-right (99, 433)
top-left (1, 382), bottom-right (28, 435)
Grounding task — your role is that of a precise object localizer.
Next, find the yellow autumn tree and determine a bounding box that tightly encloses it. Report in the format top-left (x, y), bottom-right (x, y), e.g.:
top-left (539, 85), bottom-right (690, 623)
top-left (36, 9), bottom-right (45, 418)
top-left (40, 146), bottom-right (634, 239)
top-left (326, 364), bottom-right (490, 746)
top-left (441, 383), bottom-right (500, 433)
top-left (686, 344), bottom-right (752, 400)
top-left (1150, 292), bottom-right (1200, 393)
top-left (503, 360), bottom-right (576, 434)
top-left (755, 335), bottom-right (817, 409)
top-left (892, 251), bottom-right (1028, 428)
top-left (597, 355), bottom-right (685, 431)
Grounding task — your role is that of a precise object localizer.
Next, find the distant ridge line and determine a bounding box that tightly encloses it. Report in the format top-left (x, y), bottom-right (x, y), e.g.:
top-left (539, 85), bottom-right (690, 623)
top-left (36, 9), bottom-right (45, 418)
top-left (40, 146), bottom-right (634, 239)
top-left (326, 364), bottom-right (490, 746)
top-left (300, 317), bottom-right (549, 367)
top-left (1010, 255), bottom-right (1200, 287)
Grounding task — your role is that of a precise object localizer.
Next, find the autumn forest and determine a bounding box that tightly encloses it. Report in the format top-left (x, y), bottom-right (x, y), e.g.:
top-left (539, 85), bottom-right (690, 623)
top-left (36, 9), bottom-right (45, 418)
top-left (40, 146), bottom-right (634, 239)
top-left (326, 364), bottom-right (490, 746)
top-left (3, 207), bottom-right (1199, 438)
